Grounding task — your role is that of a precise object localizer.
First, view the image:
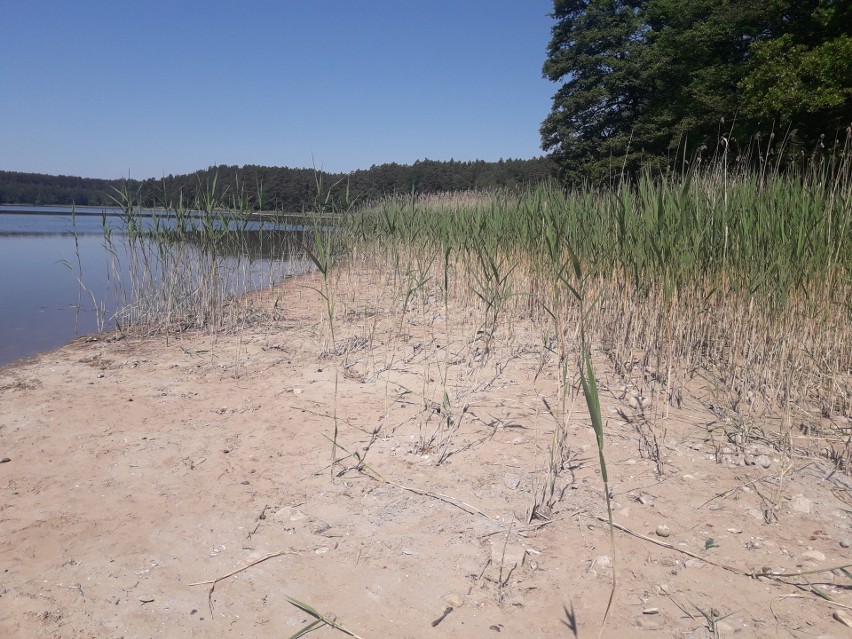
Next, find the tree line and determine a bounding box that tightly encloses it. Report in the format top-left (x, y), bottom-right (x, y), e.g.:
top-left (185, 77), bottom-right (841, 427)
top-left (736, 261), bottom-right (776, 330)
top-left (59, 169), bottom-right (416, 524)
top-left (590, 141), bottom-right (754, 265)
top-left (0, 157), bottom-right (554, 211)
top-left (541, 0), bottom-right (851, 181)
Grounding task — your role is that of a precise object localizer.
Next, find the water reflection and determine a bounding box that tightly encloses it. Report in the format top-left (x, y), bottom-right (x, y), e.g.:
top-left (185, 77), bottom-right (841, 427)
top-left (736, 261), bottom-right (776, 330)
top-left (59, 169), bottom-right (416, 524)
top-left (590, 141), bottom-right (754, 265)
top-left (0, 208), bottom-right (309, 366)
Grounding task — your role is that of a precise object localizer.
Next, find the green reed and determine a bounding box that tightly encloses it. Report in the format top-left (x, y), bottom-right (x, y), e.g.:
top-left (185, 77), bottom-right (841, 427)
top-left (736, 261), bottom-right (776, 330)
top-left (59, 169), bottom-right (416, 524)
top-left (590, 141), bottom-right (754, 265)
top-left (101, 177), bottom-right (308, 336)
top-left (343, 147), bottom-right (851, 630)
top-left (350, 143), bottom-right (851, 423)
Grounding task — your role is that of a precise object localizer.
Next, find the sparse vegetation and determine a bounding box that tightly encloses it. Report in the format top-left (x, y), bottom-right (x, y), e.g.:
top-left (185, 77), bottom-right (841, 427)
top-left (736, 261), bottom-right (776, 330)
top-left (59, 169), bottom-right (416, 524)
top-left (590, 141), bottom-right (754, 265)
top-left (99, 137), bottom-right (850, 482)
top-left (85, 139), bottom-right (850, 635)
top-left (98, 179), bottom-right (311, 338)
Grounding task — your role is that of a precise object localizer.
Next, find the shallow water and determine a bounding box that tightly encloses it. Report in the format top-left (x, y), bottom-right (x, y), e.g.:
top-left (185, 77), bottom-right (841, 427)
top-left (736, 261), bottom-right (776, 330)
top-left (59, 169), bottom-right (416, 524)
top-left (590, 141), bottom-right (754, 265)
top-left (0, 207), bottom-right (302, 367)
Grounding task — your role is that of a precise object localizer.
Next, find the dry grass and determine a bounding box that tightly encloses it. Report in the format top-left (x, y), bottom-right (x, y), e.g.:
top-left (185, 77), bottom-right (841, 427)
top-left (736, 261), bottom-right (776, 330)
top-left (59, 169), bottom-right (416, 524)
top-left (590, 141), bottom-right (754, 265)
top-left (344, 149), bottom-right (851, 473)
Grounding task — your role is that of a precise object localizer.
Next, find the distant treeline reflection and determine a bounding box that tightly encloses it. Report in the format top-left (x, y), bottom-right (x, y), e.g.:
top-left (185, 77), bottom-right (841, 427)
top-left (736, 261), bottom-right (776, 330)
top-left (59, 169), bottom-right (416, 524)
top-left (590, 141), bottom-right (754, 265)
top-left (153, 227), bottom-right (307, 262)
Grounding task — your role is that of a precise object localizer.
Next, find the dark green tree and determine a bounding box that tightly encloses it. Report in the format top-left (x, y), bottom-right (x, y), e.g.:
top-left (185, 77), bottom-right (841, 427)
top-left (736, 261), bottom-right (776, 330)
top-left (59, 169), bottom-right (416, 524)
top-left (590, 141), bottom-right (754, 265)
top-left (739, 1), bottom-right (852, 143)
top-left (0, 158), bottom-right (556, 208)
top-left (542, 0), bottom-right (852, 181)
top-left (540, 0), bottom-right (650, 182)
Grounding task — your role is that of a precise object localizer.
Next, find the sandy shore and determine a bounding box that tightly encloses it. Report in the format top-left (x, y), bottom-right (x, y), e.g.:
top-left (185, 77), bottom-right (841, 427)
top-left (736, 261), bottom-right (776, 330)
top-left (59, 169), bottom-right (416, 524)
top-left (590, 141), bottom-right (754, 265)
top-left (1, 268), bottom-right (851, 638)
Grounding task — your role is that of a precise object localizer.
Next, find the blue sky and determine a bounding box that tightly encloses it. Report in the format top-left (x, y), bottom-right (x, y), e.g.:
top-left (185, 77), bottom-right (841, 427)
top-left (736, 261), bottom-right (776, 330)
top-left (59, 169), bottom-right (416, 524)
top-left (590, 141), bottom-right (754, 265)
top-left (0, 1), bottom-right (556, 179)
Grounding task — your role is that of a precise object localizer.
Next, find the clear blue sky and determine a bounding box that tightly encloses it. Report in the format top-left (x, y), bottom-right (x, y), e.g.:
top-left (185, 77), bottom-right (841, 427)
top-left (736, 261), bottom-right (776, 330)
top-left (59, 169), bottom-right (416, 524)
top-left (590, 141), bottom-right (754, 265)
top-left (0, 1), bottom-right (556, 179)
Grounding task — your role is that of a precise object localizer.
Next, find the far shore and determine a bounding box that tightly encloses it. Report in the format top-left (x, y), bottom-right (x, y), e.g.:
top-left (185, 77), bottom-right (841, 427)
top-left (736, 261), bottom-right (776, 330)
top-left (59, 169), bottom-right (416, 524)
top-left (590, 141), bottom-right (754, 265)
top-left (0, 203), bottom-right (339, 221)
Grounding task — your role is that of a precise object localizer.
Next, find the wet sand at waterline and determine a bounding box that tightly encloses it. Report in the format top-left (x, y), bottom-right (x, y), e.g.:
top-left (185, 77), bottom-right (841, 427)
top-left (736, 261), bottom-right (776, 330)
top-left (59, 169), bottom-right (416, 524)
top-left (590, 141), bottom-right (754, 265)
top-left (1, 269), bottom-right (851, 638)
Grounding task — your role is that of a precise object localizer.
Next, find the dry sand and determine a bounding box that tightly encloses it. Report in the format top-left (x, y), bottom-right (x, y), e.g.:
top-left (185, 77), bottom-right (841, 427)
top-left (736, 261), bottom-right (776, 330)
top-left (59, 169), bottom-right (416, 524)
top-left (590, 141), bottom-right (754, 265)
top-left (1, 267), bottom-right (851, 638)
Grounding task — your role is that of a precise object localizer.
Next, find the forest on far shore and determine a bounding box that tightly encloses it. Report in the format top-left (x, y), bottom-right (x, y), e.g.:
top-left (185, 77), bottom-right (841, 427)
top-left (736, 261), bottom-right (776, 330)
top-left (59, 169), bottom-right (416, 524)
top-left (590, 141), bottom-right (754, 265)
top-left (0, 157), bottom-right (555, 211)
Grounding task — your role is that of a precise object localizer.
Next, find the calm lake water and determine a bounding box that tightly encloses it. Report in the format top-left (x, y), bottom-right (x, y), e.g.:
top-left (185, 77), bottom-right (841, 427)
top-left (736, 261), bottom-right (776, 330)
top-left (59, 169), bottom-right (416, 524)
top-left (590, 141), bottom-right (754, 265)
top-left (0, 206), bottom-right (304, 367)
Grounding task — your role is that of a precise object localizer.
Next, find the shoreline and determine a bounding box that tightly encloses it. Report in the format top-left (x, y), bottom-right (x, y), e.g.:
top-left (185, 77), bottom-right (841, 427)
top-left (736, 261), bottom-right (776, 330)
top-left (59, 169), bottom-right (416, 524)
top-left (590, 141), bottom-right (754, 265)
top-left (0, 204), bottom-right (332, 220)
top-left (1, 266), bottom-right (850, 638)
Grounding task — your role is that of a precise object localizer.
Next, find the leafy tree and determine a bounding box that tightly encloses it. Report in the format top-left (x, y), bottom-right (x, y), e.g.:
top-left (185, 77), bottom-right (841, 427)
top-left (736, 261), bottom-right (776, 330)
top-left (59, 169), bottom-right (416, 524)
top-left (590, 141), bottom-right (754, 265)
top-left (739, 1), bottom-right (852, 141)
top-left (541, 0), bottom-right (852, 181)
top-left (540, 0), bottom-right (650, 182)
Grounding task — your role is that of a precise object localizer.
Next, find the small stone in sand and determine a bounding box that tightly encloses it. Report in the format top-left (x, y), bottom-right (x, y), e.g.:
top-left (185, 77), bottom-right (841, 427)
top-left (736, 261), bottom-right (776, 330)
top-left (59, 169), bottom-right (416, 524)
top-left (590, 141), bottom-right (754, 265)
top-left (802, 550), bottom-right (826, 563)
top-left (312, 520), bottom-right (331, 535)
top-left (445, 592), bottom-right (465, 608)
top-left (504, 473), bottom-right (521, 490)
top-left (834, 609), bottom-right (852, 627)
top-left (790, 495), bottom-right (811, 514)
top-left (755, 454), bottom-right (771, 468)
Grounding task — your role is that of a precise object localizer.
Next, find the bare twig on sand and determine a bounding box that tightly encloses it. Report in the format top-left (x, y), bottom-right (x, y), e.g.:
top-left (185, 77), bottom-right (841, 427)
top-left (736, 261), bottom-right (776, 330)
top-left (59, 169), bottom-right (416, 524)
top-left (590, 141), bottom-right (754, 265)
top-left (190, 550), bottom-right (300, 615)
top-left (326, 436), bottom-right (494, 520)
top-left (597, 516), bottom-right (852, 609)
top-left (190, 549), bottom-right (367, 638)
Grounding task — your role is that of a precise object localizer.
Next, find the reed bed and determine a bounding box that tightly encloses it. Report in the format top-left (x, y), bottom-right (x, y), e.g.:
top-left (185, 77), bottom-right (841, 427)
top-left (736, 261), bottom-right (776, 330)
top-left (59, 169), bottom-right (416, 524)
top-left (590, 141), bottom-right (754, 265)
top-left (101, 183), bottom-right (312, 337)
top-left (346, 151), bottom-right (852, 451)
top-left (104, 151), bottom-right (851, 460)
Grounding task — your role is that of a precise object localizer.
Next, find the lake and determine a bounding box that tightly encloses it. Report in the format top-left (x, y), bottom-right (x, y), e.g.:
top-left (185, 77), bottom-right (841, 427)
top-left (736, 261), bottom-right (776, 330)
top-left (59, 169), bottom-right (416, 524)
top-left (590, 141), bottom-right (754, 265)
top-left (0, 206), bottom-right (307, 367)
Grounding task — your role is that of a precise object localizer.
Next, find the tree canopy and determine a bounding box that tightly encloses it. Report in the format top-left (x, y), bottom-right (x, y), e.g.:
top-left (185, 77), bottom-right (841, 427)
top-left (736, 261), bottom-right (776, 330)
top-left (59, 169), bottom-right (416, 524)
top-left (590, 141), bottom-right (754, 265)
top-left (541, 0), bottom-right (852, 181)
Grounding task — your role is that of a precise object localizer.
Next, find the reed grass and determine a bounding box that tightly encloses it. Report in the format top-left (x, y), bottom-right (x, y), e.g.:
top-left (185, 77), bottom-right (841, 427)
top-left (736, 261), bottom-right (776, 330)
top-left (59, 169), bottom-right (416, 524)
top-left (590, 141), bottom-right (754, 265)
top-left (98, 143), bottom-right (850, 439)
top-left (101, 179), bottom-right (312, 338)
top-left (338, 144), bottom-right (850, 630)
top-left (348, 144), bottom-right (852, 437)
top-left (98, 144), bottom-right (850, 470)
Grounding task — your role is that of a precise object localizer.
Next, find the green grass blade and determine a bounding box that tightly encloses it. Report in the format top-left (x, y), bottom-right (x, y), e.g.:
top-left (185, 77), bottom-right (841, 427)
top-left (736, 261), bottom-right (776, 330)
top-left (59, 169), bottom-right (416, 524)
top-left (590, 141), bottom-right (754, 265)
top-left (288, 619), bottom-right (325, 639)
top-left (285, 596), bottom-right (365, 639)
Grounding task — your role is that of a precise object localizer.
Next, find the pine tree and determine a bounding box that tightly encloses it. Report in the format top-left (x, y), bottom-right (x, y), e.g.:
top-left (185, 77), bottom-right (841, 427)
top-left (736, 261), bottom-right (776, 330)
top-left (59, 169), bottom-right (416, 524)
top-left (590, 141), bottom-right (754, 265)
top-left (540, 0), bottom-right (650, 182)
top-left (541, 0), bottom-right (852, 181)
